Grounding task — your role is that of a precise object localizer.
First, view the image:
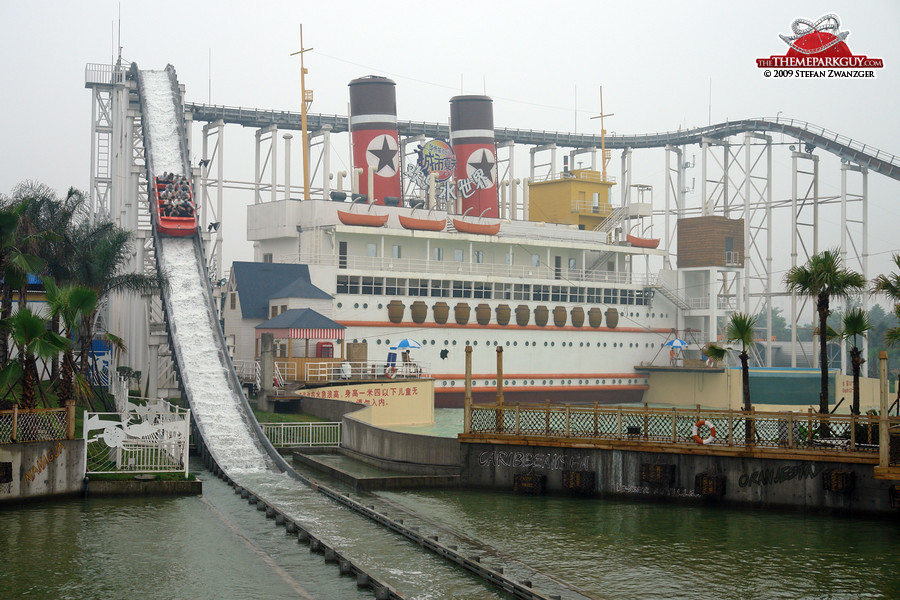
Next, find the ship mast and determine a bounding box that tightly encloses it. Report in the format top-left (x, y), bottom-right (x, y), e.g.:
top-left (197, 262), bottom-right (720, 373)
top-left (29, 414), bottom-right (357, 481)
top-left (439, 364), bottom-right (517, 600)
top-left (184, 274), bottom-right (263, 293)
top-left (290, 25), bottom-right (313, 200)
top-left (591, 86), bottom-right (614, 182)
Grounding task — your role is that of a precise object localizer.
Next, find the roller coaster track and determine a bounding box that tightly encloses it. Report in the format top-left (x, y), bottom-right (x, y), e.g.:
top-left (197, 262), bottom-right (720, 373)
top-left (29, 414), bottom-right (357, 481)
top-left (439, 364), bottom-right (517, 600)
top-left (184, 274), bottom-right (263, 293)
top-left (186, 102), bottom-right (900, 182)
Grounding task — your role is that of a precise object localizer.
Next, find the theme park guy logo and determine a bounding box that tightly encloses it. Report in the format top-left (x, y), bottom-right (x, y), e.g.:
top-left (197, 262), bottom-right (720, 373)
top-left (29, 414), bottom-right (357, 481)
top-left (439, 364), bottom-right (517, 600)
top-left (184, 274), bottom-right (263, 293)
top-left (757, 14), bottom-right (883, 79)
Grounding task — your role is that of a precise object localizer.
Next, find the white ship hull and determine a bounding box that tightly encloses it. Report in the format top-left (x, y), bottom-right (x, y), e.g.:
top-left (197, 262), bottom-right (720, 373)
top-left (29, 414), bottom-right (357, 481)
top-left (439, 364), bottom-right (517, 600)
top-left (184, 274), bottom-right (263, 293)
top-left (245, 198), bottom-right (678, 407)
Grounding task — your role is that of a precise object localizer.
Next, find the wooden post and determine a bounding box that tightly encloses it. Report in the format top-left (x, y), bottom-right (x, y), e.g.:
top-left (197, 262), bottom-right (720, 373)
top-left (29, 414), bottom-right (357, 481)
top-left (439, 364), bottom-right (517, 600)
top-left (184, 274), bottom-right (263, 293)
top-left (495, 346), bottom-right (504, 405)
top-left (11, 405), bottom-right (18, 443)
top-left (787, 411), bottom-right (794, 448)
top-left (750, 407), bottom-right (756, 446)
top-left (879, 351), bottom-right (889, 468)
top-left (463, 345), bottom-right (473, 434)
top-left (565, 405), bottom-right (571, 437)
top-left (515, 404), bottom-right (521, 435)
top-left (545, 401), bottom-right (550, 435)
top-left (643, 403), bottom-right (649, 441)
top-left (727, 408), bottom-right (734, 446)
top-left (495, 346), bottom-right (504, 432)
top-left (671, 407), bottom-right (677, 443)
top-left (807, 408), bottom-right (813, 445)
top-left (66, 400), bottom-right (76, 440)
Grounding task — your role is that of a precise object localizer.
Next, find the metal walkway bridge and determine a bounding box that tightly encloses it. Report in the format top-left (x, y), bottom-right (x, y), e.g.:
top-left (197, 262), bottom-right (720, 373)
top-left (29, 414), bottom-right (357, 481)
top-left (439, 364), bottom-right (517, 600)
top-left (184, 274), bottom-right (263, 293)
top-left (186, 103), bottom-right (900, 181)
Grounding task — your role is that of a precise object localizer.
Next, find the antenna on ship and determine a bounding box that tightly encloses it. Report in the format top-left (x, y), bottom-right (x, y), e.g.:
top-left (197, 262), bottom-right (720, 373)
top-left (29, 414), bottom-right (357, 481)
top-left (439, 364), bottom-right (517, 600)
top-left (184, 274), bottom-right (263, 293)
top-left (290, 25), bottom-right (314, 200)
top-left (590, 86), bottom-right (614, 182)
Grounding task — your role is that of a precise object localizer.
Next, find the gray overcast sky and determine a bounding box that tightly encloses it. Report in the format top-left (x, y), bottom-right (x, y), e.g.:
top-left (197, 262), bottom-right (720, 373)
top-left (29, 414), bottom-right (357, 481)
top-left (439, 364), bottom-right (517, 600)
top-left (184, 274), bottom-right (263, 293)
top-left (1, 0), bottom-right (899, 283)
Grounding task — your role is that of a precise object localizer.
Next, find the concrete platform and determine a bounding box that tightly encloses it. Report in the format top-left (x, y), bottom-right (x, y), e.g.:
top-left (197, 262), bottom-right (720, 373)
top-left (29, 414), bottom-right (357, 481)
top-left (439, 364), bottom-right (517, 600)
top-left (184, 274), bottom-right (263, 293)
top-left (288, 448), bottom-right (459, 491)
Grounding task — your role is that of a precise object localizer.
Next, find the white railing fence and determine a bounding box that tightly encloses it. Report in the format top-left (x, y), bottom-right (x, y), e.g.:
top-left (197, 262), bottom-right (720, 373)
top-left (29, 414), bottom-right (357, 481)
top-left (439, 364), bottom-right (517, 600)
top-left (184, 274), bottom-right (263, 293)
top-left (305, 360), bottom-right (431, 383)
top-left (261, 422), bottom-right (342, 448)
top-left (84, 405), bottom-right (191, 476)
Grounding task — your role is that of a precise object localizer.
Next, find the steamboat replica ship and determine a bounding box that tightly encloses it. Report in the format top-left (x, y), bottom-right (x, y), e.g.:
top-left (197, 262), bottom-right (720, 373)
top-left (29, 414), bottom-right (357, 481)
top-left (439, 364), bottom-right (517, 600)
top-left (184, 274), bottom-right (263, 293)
top-left (229, 76), bottom-right (696, 408)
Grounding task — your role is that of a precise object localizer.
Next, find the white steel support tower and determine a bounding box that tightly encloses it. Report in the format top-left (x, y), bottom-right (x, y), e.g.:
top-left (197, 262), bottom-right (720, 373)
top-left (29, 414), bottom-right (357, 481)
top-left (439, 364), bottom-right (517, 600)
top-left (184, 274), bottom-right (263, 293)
top-left (741, 133), bottom-right (774, 365)
top-left (529, 144), bottom-right (557, 182)
top-left (86, 62), bottom-right (177, 398)
top-left (496, 140), bottom-right (516, 220)
top-left (201, 120), bottom-right (225, 279)
top-left (789, 151), bottom-right (820, 368)
top-left (620, 148), bottom-right (632, 206)
top-left (839, 163), bottom-right (869, 375)
top-left (663, 145), bottom-right (689, 270)
top-left (255, 125), bottom-right (280, 205)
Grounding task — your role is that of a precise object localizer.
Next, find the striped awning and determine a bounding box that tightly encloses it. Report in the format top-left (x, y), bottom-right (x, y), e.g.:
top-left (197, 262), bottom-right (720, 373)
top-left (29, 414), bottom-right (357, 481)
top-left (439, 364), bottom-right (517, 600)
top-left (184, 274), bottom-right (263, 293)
top-left (254, 308), bottom-right (345, 340)
top-left (255, 327), bottom-right (344, 340)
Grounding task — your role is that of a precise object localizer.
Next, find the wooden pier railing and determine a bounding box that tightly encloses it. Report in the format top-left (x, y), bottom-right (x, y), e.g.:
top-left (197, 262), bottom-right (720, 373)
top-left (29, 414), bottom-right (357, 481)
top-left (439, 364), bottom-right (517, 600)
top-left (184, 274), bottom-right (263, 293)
top-left (464, 403), bottom-right (900, 463)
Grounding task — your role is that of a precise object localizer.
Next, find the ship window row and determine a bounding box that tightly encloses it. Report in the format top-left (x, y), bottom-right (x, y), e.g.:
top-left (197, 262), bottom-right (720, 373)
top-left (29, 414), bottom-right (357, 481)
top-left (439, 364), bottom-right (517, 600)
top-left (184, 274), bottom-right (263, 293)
top-left (337, 276), bottom-right (651, 304)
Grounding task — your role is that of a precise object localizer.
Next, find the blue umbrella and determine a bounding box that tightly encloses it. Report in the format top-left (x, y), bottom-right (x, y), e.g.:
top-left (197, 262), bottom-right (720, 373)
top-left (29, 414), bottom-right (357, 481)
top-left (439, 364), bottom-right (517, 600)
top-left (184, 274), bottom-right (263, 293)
top-left (395, 338), bottom-right (422, 349)
top-left (665, 339), bottom-right (689, 349)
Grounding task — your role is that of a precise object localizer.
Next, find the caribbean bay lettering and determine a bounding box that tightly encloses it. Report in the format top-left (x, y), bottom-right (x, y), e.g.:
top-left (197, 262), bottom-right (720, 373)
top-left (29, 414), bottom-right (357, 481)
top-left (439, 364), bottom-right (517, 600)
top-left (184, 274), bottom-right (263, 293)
top-left (738, 463), bottom-right (819, 488)
top-left (24, 441), bottom-right (65, 484)
top-left (478, 450), bottom-right (590, 471)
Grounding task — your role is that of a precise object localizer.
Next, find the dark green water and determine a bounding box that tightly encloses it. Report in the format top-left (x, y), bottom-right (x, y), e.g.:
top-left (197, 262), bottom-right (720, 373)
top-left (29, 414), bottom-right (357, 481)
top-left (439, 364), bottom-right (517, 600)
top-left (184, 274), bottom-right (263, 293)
top-left (377, 489), bottom-right (900, 600)
top-left (2, 466), bottom-right (899, 599)
top-left (0, 471), bottom-right (370, 600)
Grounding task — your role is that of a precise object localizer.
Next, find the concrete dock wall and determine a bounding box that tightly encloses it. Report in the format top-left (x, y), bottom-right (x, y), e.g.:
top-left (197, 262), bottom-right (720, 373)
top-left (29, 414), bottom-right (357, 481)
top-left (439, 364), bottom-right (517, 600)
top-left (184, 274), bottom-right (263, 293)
top-left (0, 440), bottom-right (84, 504)
top-left (342, 415), bottom-right (461, 474)
top-left (461, 442), bottom-right (896, 514)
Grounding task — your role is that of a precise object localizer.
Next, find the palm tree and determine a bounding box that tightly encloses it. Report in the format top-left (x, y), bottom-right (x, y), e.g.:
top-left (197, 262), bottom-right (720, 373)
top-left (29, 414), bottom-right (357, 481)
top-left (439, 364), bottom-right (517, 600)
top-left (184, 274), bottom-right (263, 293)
top-left (887, 305), bottom-right (900, 349)
top-left (703, 343), bottom-right (727, 367)
top-left (44, 277), bottom-right (97, 408)
top-left (726, 312), bottom-right (757, 444)
top-left (66, 220), bottom-right (164, 378)
top-left (0, 198), bottom-right (45, 366)
top-left (784, 249), bottom-right (866, 414)
top-left (726, 313), bottom-right (757, 411)
top-left (872, 253), bottom-right (900, 347)
top-left (0, 308), bottom-right (69, 409)
top-left (12, 184), bottom-right (89, 379)
top-left (841, 307), bottom-right (872, 415)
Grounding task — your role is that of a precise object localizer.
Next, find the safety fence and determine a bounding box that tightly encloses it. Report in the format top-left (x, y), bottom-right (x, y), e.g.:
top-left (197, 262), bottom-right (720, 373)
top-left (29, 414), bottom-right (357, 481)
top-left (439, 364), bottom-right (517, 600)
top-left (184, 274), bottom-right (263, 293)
top-left (261, 422), bottom-right (342, 448)
top-left (0, 404), bottom-right (75, 443)
top-left (84, 403), bottom-right (191, 475)
top-left (468, 403), bottom-right (900, 456)
top-left (305, 360), bottom-right (431, 383)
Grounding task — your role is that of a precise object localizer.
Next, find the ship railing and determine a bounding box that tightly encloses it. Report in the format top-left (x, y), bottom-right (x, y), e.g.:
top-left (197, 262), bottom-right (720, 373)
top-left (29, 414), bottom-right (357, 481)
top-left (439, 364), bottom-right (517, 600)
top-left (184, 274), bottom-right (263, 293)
top-left (531, 171), bottom-right (617, 184)
top-left (302, 253), bottom-right (656, 286)
top-left (305, 360), bottom-right (431, 383)
top-left (466, 403), bottom-right (898, 458)
top-left (688, 297), bottom-right (710, 310)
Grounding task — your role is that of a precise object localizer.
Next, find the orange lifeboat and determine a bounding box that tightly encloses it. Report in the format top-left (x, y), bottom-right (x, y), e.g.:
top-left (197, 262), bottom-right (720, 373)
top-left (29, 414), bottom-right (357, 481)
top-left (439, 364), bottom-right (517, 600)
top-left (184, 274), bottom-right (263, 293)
top-left (626, 234), bottom-right (661, 249)
top-left (337, 209), bottom-right (389, 227)
top-left (399, 214), bottom-right (446, 231)
top-left (451, 218), bottom-right (501, 235)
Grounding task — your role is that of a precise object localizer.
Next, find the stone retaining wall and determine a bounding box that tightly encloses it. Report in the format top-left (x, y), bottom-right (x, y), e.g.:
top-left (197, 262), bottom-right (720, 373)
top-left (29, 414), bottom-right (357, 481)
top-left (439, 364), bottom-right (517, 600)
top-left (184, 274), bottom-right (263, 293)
top-left (461, 442), bottom-right (897, 514)
top-left (0, 440), bottom-right (84, 504)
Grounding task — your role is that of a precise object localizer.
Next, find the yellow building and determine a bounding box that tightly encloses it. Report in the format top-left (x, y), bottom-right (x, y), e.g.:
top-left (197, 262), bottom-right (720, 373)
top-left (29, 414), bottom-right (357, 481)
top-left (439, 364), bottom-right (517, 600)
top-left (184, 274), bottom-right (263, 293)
top-left (528, 169), bottom-right (615, 230)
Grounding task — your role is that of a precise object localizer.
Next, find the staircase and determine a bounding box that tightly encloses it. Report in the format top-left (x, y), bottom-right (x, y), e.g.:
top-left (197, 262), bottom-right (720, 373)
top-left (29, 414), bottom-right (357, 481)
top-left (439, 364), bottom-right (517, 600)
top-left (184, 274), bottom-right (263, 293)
top-left (652, 281), bottom-right (691, 311)
top-left (592, 205), bottom-right (632, 240)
